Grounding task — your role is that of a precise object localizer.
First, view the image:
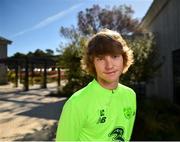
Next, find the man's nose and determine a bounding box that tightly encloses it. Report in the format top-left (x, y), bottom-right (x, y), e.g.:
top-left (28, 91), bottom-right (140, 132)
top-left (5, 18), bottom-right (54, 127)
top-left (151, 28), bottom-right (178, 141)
top-left (105, 57), bottom-right (113, 69)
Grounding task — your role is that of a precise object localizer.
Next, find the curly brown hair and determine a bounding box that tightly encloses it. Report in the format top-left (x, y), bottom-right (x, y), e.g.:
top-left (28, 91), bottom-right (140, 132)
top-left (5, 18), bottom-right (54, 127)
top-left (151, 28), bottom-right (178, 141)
top-left (81, 29), bottom-right (134, 76)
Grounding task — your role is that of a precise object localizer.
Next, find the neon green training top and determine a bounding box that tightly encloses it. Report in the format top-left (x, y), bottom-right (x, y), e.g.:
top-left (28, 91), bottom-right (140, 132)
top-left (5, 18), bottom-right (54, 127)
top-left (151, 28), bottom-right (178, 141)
top-left (56, 79), bottom-right (136, 141)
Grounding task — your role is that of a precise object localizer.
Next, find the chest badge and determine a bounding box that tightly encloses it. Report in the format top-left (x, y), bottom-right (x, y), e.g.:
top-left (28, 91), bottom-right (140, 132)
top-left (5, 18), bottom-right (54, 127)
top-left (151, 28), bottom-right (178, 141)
top-left (123, 107), bottom-right (134, 119)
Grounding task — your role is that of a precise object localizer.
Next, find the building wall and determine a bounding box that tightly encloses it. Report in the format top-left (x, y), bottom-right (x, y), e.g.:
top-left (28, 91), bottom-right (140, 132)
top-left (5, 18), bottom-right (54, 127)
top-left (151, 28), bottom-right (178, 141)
top-left (0, 44), bottom-right (7, 58)
top-left (145, 0), bottom-right (180, 102)
top-left (0, 44), bottom-right (8, 84)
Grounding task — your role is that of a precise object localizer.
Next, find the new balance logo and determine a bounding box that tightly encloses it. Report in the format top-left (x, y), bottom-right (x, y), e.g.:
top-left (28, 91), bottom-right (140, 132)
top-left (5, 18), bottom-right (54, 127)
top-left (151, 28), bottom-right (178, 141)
top-left (97, 109), bottom-right (107, 123)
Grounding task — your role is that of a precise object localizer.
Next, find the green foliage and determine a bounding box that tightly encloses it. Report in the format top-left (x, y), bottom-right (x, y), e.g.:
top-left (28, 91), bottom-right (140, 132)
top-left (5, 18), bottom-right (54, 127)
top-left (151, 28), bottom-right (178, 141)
top-left (58, 35), bottom-right (93, 96)
top-left (11, 49), bottom-right (55, 59)
top-left (121, 33), bottom-right (162, 85)
top-left (46, 49), bottom-right (54, 56)
top-left (78, 4), bottom-right (140, 35)
top-left (7, 70), bottom-right (16, 83)
top-left (58, 4), bottom-right (160, 96)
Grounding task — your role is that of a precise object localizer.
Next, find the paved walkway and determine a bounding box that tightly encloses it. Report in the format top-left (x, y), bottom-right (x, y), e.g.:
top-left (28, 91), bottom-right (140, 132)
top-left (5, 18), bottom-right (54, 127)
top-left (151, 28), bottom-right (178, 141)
top-left (0, 82), bottom-right (67, 141)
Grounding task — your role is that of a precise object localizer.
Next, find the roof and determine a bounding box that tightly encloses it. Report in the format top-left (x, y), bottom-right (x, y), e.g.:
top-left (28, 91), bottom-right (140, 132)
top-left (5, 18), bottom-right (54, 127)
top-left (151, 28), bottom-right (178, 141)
top-left (0, 36), bottom-right (12, 45)
top-left (138, 0), bottom-right (169, 30)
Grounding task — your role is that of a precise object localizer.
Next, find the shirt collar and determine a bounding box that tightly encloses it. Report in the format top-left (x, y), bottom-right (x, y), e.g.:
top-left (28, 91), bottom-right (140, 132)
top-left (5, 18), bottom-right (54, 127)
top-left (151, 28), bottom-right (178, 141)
top-left (91, 79), bottom-right (119, 95)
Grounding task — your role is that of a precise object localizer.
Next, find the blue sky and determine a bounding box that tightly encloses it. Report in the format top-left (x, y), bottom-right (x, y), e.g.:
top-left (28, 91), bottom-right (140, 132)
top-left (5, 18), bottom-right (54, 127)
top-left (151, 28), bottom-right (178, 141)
top-left (0, 0), bottom-right (153, 57)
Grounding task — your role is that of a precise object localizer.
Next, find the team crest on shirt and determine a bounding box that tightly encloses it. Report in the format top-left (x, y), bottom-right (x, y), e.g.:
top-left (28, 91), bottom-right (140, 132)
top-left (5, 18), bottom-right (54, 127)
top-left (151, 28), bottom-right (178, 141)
top-left (123, 107), bottom-right (135, 119)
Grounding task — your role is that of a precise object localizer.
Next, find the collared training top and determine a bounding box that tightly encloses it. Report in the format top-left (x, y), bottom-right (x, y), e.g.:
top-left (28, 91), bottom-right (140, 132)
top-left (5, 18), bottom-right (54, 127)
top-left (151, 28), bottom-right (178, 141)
top-left (56, 79), bottom-right (136, 141)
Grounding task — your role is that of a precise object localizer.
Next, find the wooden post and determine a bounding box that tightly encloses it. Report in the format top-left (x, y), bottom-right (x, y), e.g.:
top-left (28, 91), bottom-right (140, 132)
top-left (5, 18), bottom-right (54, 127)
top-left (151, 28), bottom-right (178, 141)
top-left (31, 63), bottom-right (34, 86)
top-left (24, 57), bottom-right (29, 91)
top-left (20, 65), bottom-right (23, 84)
top-left (42, 59), bottom-right (47, 88)
top-left (15, 60), bottom-right (18, 87)
top-left (57, 67), bottom-right (61, 87)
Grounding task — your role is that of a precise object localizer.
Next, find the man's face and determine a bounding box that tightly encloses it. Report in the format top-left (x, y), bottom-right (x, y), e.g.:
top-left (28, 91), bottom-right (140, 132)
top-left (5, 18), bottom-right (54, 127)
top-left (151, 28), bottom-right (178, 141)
top-left (94, 54), bottom-right (124, 87)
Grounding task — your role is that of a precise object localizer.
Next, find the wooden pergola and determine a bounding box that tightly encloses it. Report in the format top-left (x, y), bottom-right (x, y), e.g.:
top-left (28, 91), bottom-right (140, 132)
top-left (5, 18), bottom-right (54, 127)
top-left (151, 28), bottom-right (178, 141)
top-left (0, 57), bottom-right (61, 91)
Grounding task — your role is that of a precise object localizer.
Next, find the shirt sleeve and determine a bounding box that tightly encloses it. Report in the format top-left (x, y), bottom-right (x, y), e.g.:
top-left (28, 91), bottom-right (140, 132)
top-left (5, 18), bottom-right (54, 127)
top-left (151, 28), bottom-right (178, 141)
top-left (55, 99), bottom-right (84, 141)
top-left (126, 91), bottom-right (136, 141)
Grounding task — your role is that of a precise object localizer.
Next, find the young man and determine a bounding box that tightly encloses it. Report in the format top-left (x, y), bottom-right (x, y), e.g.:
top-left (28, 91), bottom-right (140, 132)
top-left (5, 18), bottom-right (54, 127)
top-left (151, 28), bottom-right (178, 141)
top-left (56, 29), bottom-right (136, 141)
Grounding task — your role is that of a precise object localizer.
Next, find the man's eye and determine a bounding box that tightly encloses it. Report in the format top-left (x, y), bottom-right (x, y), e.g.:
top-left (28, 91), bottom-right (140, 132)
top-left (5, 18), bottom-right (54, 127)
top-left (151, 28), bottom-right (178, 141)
top-left (96, 56), bottom-right (104, 60)
top-left (112, 55), bottom-right (119, 58)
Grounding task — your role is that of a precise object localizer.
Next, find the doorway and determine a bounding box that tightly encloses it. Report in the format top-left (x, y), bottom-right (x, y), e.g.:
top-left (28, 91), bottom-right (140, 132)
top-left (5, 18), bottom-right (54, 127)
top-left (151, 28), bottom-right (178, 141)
top-left (173, 49), bottom-right (180, 105)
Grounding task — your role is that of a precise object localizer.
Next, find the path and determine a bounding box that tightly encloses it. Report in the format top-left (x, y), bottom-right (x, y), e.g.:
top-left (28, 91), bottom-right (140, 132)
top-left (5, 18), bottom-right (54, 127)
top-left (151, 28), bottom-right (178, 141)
top-left (0, 82), bottom-right (67, 141)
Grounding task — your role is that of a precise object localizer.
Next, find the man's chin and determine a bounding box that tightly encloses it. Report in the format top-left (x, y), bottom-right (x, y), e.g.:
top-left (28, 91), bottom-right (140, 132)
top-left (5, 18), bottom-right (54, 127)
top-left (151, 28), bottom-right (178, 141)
top-left (104, 78), bottom-right (119, 83)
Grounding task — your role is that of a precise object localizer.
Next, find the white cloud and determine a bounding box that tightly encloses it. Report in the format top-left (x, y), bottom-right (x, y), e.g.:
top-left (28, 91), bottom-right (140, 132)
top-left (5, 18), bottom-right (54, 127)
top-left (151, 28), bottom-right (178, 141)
top-left (12, 3), bottom-right (83, 38)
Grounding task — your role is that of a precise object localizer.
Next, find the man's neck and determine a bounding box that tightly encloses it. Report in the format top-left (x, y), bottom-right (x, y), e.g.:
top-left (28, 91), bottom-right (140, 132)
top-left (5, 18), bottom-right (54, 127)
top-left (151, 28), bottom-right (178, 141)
top-left (96, 78), bottom-right (119, 90)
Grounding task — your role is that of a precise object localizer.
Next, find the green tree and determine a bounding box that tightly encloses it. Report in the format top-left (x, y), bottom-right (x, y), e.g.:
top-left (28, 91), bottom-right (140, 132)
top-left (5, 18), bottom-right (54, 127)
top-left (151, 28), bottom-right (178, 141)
top-left (33, 49), bottom-right (47, 57)
top-left (78, 4), bottom-right (140, 35)
top-left (46, 49), bottom-right (54, 56)
top-left (58, 4), bottom-right (160, 96)
top-left (121, 33), bottom-right (162, 85)
top-left (58, 27), bottom-right (92, 96)
top-left (11, 52), bottom-right (26, 58)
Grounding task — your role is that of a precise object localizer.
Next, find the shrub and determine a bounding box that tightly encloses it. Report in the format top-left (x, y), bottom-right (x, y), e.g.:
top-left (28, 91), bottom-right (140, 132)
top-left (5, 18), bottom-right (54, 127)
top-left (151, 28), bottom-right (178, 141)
top-left (132, 97), bottom-right (180, 141)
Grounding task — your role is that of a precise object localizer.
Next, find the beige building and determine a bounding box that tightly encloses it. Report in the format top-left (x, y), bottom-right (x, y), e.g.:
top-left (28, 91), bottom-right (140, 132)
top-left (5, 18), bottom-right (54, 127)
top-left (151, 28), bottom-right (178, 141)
top-left (0, 36), bottom-right (12, 84)
top-left (139, 0), bottom-right (180, 104)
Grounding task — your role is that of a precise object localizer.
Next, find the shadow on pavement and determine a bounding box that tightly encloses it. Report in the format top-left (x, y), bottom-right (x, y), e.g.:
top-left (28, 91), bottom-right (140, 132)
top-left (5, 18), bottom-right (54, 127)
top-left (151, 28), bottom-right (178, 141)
top-left (17, 99), bottom-right (67, 120)
top-left (0, 86), bottom-right (57, 95)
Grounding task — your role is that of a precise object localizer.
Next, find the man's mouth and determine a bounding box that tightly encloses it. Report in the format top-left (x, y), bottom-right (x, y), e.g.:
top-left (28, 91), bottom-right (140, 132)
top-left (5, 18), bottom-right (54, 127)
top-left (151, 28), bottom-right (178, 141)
top-left (104, 71), bottom-right (117, 75)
